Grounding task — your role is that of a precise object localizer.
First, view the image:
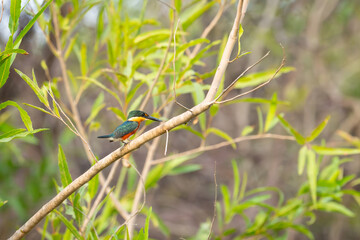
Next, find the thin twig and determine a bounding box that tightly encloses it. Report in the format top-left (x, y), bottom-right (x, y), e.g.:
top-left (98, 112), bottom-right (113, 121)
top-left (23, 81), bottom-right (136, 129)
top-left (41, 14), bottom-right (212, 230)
top-left (152, 134), bottom-right (295, 165)
top-left (172, 18), bottom-right (192, 112)
top-left (208, 161), bottom-right (218, 240)
top-left (164, 129), bottom-right (169, 155)
top-left (0, 0), bottom-right (4, 23)
top-left (140, 6), bottom-right (175, 110)
top-left (80, 160), bottom-right (121, 234)
top-left (214, 51), bottom-right (270, 102)
top-left (216, 45), bottom-right (286, 104)
top-left (189, 1), bottom-right (225, 59)
top-left (110, 161), bottom-right (146, 240)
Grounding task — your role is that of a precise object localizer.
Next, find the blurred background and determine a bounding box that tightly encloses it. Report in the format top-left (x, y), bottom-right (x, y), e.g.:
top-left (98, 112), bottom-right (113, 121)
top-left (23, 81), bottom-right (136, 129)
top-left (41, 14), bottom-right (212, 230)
top-left (1, 0), bottom-right (360, 239)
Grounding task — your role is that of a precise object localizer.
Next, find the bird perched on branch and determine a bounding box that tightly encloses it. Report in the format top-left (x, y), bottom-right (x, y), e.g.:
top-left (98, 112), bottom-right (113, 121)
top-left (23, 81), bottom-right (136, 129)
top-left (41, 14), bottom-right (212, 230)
top-left (97, 110), bottom-right (162, 144)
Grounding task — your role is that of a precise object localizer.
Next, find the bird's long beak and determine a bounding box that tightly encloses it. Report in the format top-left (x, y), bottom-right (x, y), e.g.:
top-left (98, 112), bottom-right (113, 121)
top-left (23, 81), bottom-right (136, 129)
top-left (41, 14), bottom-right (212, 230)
top-left (146, 115), bottom-right (162, 122)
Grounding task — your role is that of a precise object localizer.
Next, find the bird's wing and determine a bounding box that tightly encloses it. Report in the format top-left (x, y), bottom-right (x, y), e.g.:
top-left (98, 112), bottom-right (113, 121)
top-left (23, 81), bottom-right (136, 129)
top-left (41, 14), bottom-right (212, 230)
top-left (113, 121), bottom-right (139, 139)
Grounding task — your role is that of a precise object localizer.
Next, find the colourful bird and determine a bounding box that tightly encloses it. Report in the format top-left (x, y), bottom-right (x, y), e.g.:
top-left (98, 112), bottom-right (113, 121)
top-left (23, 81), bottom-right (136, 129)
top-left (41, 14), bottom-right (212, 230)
top-left (97, 110), bottom-right (161, 143)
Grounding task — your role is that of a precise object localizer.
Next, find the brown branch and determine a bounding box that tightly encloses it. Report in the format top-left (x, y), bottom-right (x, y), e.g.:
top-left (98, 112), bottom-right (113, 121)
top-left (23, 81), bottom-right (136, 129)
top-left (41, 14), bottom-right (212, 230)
top-left (204, 0), bottom-right (247, 102)
top-left (152, 134), bottom-right (295, 165)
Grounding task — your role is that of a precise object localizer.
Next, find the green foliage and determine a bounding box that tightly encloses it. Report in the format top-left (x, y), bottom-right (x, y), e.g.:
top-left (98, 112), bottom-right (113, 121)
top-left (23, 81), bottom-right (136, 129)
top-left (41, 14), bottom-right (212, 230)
top-left (0, 0), bottom-right (53, 87)
top-left (1, 0), bottom-right (360, 239)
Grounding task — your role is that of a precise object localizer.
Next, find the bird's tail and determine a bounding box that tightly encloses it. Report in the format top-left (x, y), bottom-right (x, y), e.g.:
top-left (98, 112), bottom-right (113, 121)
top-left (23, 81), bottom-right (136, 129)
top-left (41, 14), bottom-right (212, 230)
top-left (97, 134), bottom-right (112, 139)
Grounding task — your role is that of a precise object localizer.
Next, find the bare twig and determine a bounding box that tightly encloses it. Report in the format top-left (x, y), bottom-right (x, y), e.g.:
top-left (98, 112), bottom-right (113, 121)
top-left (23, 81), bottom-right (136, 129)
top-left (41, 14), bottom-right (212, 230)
top-left (80, 160), bottom-right (120, 234)
top-left (140, 6), bottom-right (175, 110)
top-left (172, 18), bottom-right (192, 112)
top-left (152, 134), bottom-right (294, 165)
top-left (164, 129), bottom-right (169, 155)
top-left (189, 1), bottom-right (225, 59)
top-left (0, 0), bottom-right (4, 23)
top-left (110, 161), bottom-right (147, 240)
top-left (215, 51), bottom-right (270, 102)
top-left (208, 161), bottom-right (218, 240)
top-left (216, 45), bottom-right (286, 104)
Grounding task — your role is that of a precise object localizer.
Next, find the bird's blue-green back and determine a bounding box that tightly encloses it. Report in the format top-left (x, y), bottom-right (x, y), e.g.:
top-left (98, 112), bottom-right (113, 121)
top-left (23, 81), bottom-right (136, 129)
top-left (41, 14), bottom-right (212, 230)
top-left (112, 121), bottom-right (139, 139)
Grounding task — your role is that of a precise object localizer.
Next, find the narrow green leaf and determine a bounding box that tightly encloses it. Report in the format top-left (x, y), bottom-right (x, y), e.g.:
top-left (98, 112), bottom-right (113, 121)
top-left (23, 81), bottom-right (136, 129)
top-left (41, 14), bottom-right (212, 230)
top-left (276, 199), bottom-right (302, 217)
top-left (209, 104), bottom-right (219, 117)
top-left (207, 127), bottom-right (236, 149)
top-left (181, 1), bottom-right (216, 30)
top-left (80, 42), bottom-right (88, 76)
top-left (257, 107), bottom-right (263, 134)
top-left (14, 0), bottom-right (53, 46)
top-left (232, 160), bottom-right (240, 201)
top-left (85, 92), bottom-right (105, 125)
top-left (317, 201), bottom-right (355, 217)
top-left (239, 172), bottom-right (248, 201)
top-left (64, 35), bottom-right (78, 60)
top-left (23, 103), bottom-right (52, 115)
top-left (145, 164), bottom-right (164, 189)
top-left (264, 93), bottom-right (277, 132)
top-left (9, 0), bottom-right (21, 34)
top-left (191, 82), bottom-right (206, 130)
top-left (246, 211), bottom-right (268, 233)
top-left (58, 144), bottom-right (73, 188)
top-left (0, 100), bottom-right (33, 131)
top-left (0, 36), bottom-right (15, 88)
top-left (0, 199), bottom-right (8, 208)
top-left (81, 77), bottom-right (122, 106)
top-left (126, 82), bottom-right (143, 104)
top-left (221, 185), bottom-right (232, 223)
top-left (175, 0), bottom-right (181, 13)
top-left (134, 29), bottom-right (179, 45)
top-left (289, 224), bottom-right (314, 240)
top-left (307, 149), bottom-right (317, 205)
top-left (168, 164), bottom-right (202, 175)
top-left (0, 128), bottom-right (48, 142)
top-left (312, 146), bottom-right (360, 156)
top-left (108, 107), bottom-right (126, 121)
top-left (149, 209), bottom-right (170, 237)
top-left (241, 126), bottom-right (254, 136)
top-left (52, 99), bottom-right (60, 117)
top-left (172, 125), bottom-right (204, 139)
top-left (53, 209), bottom-right (84, 240)
top-left (278, 115), bottom-right (305, 144)
top-left (234, 67), bottom-right (295, 89)
top-left (0, 49), bottom-right (28, 59)
top-left (305, 116), bottom-right (330, 142)
top-left (15, 69), bottom-right (49, 107)
top-left (145, 207), bottom-right (152, 239)
top-left (298, 146), bottom-right (307, 175)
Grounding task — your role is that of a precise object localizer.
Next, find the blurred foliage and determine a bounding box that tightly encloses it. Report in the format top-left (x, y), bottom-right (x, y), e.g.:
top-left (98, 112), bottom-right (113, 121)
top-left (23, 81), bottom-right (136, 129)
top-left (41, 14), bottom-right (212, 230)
top-left (1, 0), bottom-right (360, 239)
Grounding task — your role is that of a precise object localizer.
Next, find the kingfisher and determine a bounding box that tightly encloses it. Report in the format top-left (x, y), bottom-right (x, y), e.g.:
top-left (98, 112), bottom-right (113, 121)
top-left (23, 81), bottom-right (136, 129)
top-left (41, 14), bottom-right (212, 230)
top-left (97, 110), bottom-right (161, 143)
